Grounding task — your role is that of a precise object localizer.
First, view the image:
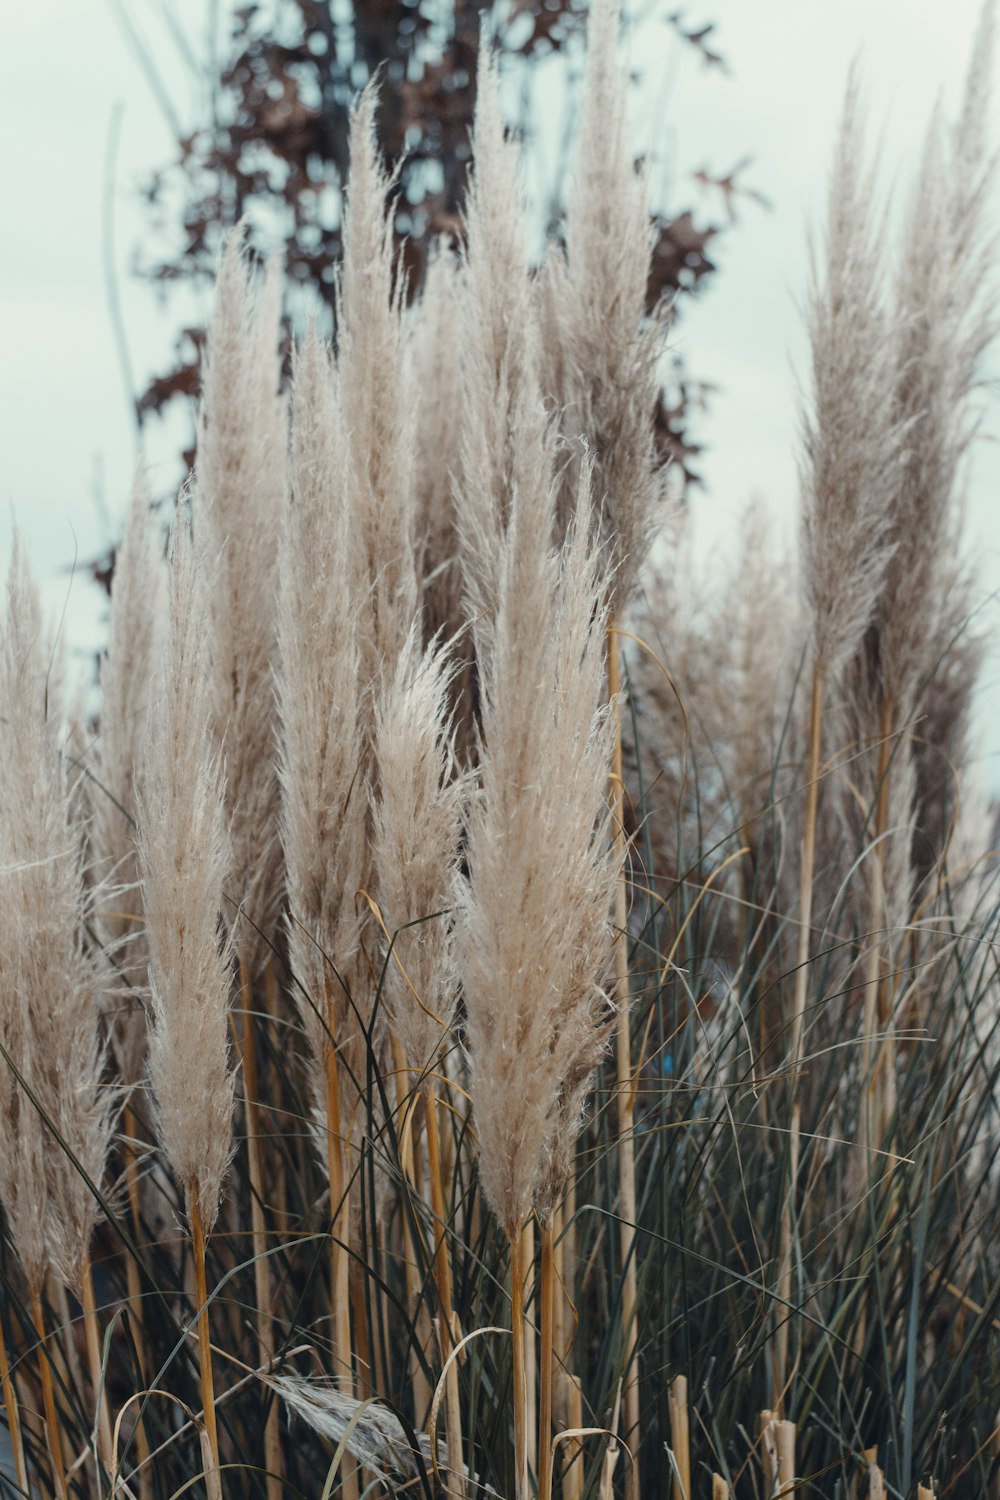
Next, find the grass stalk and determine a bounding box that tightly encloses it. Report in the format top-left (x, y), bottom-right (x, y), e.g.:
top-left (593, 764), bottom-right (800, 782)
top-left (30, 1284), bottom-right (68, 1500)
top-left (189, 1192), bottom-right (222, 1494)
top-left (238, 959), bottom-right (282, 1500)
top-left (607, 615), bottom-right (640, 1482)
top-left (81, 1258), bottom-right (114, 1478)
top-left (872, 700), bottom-right (898, 1151)
top-left (0, 1302), bottom-right (28, 1496)
top-left (510, 1222), bottom-right (529, 1500)
top-left (777, 1419), bottom-right (796, 1496)
top-left (522, 1217), bottom-right (537, 1480)
top-left (122, 1103), bottom-right (152, 1498)
top-left (425, 1085), bottom-right (465, 1499)
top-left (668, 1375), bottom-right (690, 1500)
top-left (392, 1044), bottom-right (432, 1425)
top-left (861, 700), bottom-right (895, 1168)
top-left (563, 1375), bottom-right (584, 1500)
top-left (538, 1218), bottom-right (555, 1500)
top-left (323, 1042), bottom-right (359, 1500)
top-left (776, 658), bottom-right (824, 1408)
top-left (551, 1199), bottom-right (565, 1432)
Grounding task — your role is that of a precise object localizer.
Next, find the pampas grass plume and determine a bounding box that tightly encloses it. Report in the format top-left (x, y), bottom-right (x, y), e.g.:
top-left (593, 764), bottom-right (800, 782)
top-left (197, 230), bottom-right (287, 975)
top-left (94, 475), bottom-right (165, 1083)
top-left (137, 512), bottom-right (236, 1232)
top-left (0, 538), bottom-right (115, 1295)
top-left (799, 71), bottom-right (898, 691)
top-left (279, 324), bottom-right (369, 1126)
top-left (338, 87), bottom-right (418, 695)
top-left (371, 629), bottom-right (466, 1080)
top-left (458, 423), bottom-right (616, 1237)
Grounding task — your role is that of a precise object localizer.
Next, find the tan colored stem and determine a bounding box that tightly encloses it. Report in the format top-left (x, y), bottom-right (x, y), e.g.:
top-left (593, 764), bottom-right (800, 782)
top-left (238, 960), bottom-right (282, 1500)
top-left (325, 1045), bottom-right (359, 1500)
top-left (776, 659), bottom-right (824, 1410)
top-left (510, 1225), bottom-right (529, 1500)
top-left (712, 1477), bottom-right (730, 1499)
top-left (324, 1048), bottom-right (352, 1388)
top-left (30, 1284), bottom-right (67, 1500)
top-left (538, 1220), bottom-right (555, 1500)
top-left (522, 1218), bottom-right (537, 1479)
top-left (426, 1087), bottom-right (465, 1499)
top-left (860, 700), bottom-right (896, 1165)
top-left (668, 1375), bottom-right (690, 1500)
top-left (0, 1304), bottom-right (27, 1495)
top-left (607, 616), bottom-right (641, 1483)
top-left (51, 1280), bottom-right (79, 1475)
top-left (82, 1257), bottom-right (115, 1477)
top-left (392, 1042), bottom-right (432, 1425)
top-left (563, 1374), bottom-right (584, 1500)
top-left (190, 1192), bottom-right (222, 1490)
top-left (122, 1102), bottom-right (152, 1498)
top-left (551, 1199), bottom-right (566, 1431)
top-left (777, 1418), bottom-right (796, 1497)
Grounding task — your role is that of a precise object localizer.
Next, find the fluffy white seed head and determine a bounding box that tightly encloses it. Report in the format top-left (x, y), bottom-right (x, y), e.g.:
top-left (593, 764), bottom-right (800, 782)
top-left (798, 72), bottom-right (900, 692)
top-left (371, 629), bottom-right (466, 1081)
top-left (197, 231), bottom-right (288, 975)
top-left (543, 0), bottom-right (668, 611)
top-left (93, 476), bottom-right (166, 1086)
top-left (457, 404), bottom-right (617, 1236)
top-left (137, 512), bottom-right (236, 1233)
top-left (0, 537), bottom-right (116, 1294)
top-left (456, 41), bottom-right (537, 629)
top-left (337, 88), bottom-right (418, 702)
top-left (279, 326), bottom-right (370, 1137)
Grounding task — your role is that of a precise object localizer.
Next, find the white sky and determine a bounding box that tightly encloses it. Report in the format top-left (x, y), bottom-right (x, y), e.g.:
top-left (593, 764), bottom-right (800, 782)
top-left (0, 0), bottom-right (998, 779)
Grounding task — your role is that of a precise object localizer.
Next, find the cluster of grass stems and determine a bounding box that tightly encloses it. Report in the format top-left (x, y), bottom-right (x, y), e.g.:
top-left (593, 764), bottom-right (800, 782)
top-left (1, 4), bottom-right (1000, 1497)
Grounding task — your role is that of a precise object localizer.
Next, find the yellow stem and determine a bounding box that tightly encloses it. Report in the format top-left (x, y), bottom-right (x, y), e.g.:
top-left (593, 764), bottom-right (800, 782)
top-left (238, 960), bottom-right (282, 1500)
top-left (563, 1374), bottom-right (584, 1500)
top-left (668, 1375), bottom-right (690, 1500)
top-left (510, 1225), bottom-right (529, 1500)
top-left (522, 1218), bottom-right (537, 1480)
top-left (392, 1042), bottom-right (433, 1425)
top-left (0, 1303), bottom-right (27, 1495)
top-left (426, 1087), bottom-right (465, 1499)
top-left (608, 615), bottom-right (641, 1484)
top-left (30, 1284), bottom-right (67, 1500)
top-left (538, 1220), bottom-right (556, 1500)
top-left (324, 1045), bottom-right (359, 1500)
top-left (190, 1192), bottom-right (222, 1491)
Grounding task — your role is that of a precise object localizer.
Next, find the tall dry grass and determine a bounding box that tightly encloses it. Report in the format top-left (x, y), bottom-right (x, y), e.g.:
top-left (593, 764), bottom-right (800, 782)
top-left (0, 5), bottom-right (998, 1500)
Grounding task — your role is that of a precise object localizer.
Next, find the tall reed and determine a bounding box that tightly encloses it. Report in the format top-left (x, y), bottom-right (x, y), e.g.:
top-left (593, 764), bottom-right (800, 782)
top-left (457, 367), bottom-right (616, 1499)
top-left (136, 512), bottom-right (236, 1492)
top-left (784, 69), bottom-right (900, 1404)
top-left (0, 14), bottom-right (998, 1500)
top-left (0, 538), bottom-right (117, 1494)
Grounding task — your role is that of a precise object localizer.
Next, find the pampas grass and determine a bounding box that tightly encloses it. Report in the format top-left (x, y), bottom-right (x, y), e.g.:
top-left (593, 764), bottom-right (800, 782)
top-left (338, 88), bottom-right (418, 702)
top-left (456, 369), bottom-right (615, 1498)
top-left (136, 511), bottom-right (236, 1490)
top-left (197, 232), bottom-right (287, 976)
top-left (778, 69), bottom-right (904, 1407)
top-left (456, 41), bottom-right (536, 643)
top-left (1, 10), bottom-right (999, 1500)
top-left (0, 538), bottom-right (118, 1493)
top-left (278, 321), bottom-right (368, 1439)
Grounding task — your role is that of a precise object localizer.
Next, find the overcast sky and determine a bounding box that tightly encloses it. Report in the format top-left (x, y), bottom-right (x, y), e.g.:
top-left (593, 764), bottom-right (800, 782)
top-left (1, 0), bottom-right (998, 779)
